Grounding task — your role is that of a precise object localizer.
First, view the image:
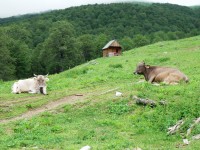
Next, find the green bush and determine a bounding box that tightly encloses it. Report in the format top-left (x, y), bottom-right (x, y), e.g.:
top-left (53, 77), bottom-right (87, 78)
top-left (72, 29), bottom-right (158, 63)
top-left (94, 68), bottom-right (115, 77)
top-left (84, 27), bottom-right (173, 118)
top-left (109, 64), bottom-right (123, 69)
top-left (107, 99), bottom-right (132, 115)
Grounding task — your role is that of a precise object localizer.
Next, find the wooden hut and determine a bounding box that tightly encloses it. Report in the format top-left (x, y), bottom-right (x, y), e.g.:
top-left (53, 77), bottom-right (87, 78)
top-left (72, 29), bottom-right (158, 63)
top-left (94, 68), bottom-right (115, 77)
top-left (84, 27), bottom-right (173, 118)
top-left (102, 40), bottom-right (122, 57)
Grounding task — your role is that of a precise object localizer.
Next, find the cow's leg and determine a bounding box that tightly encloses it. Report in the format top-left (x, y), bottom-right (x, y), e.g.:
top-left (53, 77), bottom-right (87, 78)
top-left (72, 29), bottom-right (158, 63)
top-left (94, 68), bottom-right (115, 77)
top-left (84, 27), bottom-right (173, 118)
top-left (17, 89), bottom-right (21, 94)
top-left (163, 73), bottom-right (180, 85)
top-left (154, 72), bottom-right (169, 83)
top-left (164, 79), bottom-right (178, 85)
top-left (148, 75), bottom-right (156, 83)
top-left (42, 87), bottom-right (47, 95)
top-left (28, 89), bottom-right (37, 94)
top-left (162, 76), bottom-right (172, 84)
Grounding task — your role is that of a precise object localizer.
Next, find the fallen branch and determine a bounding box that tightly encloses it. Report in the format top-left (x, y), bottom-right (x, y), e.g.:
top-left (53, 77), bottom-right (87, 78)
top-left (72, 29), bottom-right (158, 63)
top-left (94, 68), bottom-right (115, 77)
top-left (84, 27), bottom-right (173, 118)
top-left (167, 117), bottom-right (200, 146)
top-left (75, 94), bottom-right (84, 96)
top-left (186, 117), bottom-right (200, 137)
top-left (133, 96), bottom-right (167, 108)
top-left (159, 100), bottom-right (167, 106)
top-left (167, 120), bottom-right (184, 135)
top-left (133, 96), bottom-right (157, 107)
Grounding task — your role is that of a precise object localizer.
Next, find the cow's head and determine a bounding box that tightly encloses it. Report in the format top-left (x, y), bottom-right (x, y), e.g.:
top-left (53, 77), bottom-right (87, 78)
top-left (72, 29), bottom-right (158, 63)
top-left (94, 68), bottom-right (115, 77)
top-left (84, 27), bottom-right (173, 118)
top-left (134, 61), bottom-right (149, 75)
top-left (34, 74), bottom-right (49, 88)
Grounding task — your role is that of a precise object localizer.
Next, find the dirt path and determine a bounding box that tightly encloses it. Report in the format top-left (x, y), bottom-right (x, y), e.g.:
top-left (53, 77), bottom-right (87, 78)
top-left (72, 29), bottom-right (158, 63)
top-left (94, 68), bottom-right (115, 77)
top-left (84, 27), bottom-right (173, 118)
top-left (0, 94), bottom-right (86, 124)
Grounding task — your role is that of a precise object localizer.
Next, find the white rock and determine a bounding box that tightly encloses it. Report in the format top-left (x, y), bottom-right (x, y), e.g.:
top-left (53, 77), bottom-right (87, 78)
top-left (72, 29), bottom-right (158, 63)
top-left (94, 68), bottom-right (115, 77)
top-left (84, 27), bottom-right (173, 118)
top-left (192, 134), bottom-right (200, 140)
top-left (133, 147), bottom-right (142, 150)
top-left (116, 91), bottom-right (122, 97)
top-left (183, 139), bottom-right (190, 145)
top-left (80, 145), bottom-right (91, 150)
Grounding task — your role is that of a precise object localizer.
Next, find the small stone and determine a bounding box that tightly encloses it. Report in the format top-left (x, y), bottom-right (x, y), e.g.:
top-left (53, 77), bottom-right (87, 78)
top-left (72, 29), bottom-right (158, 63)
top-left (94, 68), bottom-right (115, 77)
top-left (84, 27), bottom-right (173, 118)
top-left (183, 139), bottom-right (190, 145)
top-left (80, 145), bottom-right (91, 150)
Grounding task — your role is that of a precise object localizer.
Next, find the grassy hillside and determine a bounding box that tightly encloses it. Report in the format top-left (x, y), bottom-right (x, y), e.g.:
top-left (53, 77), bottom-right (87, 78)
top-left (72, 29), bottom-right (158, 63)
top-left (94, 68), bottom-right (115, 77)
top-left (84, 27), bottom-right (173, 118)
top-left (0, 36), bottom-right (200, 149)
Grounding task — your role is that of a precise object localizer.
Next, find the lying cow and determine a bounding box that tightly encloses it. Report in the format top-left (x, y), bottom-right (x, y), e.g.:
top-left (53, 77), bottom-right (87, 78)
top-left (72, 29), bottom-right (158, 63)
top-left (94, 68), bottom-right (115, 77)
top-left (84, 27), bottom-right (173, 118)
top-left (134, 62), bottom-right (189, 84)
top-left (12, 74), bottom-right (49, 95)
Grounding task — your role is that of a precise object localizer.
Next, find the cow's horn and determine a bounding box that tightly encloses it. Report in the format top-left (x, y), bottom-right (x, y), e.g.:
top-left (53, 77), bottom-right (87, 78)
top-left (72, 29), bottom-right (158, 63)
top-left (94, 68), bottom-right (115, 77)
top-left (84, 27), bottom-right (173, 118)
top-left (34, 74), bottom-right (37, 77)
top-left (45, 73), bottom-right (49, 77)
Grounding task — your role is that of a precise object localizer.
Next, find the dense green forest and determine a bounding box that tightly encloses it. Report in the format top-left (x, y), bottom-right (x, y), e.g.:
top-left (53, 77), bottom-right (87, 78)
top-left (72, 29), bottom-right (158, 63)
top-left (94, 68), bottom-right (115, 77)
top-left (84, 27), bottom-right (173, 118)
top-left (0, 3), bottom-right (200, 80)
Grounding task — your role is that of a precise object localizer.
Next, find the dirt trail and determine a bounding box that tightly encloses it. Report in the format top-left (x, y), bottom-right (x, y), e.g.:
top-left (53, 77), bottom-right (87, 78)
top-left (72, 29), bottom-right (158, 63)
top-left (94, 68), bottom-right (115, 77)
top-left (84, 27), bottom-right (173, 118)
top-left (0, 94), bottom-right (85, 124)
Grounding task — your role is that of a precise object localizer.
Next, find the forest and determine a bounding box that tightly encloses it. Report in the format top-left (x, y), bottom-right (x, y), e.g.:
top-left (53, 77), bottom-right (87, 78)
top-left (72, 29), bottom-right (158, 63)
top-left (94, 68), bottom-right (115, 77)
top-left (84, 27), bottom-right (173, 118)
top-left (0, 2), bottom-right (200, 80)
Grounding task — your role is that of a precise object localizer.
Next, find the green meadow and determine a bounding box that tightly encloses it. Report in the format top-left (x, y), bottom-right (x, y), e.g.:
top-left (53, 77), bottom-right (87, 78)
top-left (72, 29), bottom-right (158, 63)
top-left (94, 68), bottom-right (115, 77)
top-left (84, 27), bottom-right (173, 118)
top-left (0, 36), bottom-right (200, 149)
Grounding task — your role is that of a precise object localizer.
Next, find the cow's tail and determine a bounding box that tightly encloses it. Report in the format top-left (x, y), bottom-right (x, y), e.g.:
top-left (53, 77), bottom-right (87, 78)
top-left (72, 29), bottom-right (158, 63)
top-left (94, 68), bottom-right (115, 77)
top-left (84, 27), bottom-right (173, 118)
top-left (12, 82), bottom-right (19, 94)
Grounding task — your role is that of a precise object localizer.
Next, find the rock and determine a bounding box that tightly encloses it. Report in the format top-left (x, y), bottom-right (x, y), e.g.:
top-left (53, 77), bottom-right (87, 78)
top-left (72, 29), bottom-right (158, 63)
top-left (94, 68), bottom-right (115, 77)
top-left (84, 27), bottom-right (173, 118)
top-left (133, 147), bottom-right (142, 150)
top-left (183, 139), bottom-right (190, 145)
top-left (192, 134), bottom-right (200, 140)
top-left (116, 91), bottom-right (122, 97)
top-left (80, 145), bottom-right (91, 150)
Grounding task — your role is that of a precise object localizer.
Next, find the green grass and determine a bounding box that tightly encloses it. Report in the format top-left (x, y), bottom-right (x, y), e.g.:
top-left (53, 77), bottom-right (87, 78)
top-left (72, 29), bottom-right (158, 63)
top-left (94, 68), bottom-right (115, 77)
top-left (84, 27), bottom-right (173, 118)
top-left (0, 36), bottom-right (200, 149)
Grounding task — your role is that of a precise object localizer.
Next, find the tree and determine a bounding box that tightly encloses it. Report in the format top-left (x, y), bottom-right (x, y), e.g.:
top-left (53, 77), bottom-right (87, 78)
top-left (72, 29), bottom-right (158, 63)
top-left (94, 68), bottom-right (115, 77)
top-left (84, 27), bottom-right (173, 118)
top-left (151, 31), bottom-right (168, 43)
top-left (167, 32), bottom-right (178, 40)
top-left (133, 34), bottom-right (150, 48)
top-left (94, 34), bottom-right (109, 57)
top-left (0, 29), bottom-right (15, 80)
top-left (39, 21), bottom-right (84, 74)
top-left (8, 40), bottom-right (31, 78)
top-left (6, 25), bottom-right (32, 47)
top-left (77, 34), bottom-right (97, 61)
top-left (120, 36), bottom-right (134, 51)
top-left (31, 43), bottom-right (47, 75)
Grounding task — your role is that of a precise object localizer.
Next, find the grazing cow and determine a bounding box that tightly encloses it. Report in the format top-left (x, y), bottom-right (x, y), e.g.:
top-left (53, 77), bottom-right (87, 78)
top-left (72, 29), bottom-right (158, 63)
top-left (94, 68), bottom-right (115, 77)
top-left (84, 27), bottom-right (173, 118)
top-left (12, 74), bottom-right (49, 95)
top-left (134, 62), bottom-right (189, 84)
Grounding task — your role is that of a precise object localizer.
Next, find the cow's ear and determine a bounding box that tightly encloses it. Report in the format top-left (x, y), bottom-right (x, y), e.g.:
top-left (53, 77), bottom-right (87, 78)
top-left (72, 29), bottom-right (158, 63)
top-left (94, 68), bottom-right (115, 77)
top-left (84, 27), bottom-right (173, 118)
top-left (45, 78), bottom-right (49, 82)
top-left (145, 65), bottom-right (150, 68)
top-left (33, 77), bottom-right (37, 80)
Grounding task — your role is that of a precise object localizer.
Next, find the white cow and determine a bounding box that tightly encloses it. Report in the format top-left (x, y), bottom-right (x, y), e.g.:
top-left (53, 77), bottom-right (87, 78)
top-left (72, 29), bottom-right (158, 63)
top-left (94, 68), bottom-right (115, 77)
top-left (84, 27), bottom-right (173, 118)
top-left (12, 74), bottom-right (49, 95)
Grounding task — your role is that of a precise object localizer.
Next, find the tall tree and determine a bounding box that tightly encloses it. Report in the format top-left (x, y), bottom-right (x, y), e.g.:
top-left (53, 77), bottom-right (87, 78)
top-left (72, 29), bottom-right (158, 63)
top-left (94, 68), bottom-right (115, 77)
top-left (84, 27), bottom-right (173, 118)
top-left (0, 29), bottom-right (15, 80)
top-left (133, 34), bottom-right (150, 48)
top-left (120, 36), bottom-right (134, 51)
top-left (39, 21), bottom-right (84, 74)
top-left (8, 40), bottom-right (31, 78)
top-left (94, 34), bottom-right (109, 57)
top-left (77, 34), bottom-right (97, 61)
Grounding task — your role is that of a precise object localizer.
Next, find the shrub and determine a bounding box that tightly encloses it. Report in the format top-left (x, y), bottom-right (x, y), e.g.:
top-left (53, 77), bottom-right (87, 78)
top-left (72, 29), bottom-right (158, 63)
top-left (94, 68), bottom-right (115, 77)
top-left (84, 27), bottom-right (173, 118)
top-left (109, 64), bottom-right (123, 69)
top-left (107, 99), bottom-right (132, 115)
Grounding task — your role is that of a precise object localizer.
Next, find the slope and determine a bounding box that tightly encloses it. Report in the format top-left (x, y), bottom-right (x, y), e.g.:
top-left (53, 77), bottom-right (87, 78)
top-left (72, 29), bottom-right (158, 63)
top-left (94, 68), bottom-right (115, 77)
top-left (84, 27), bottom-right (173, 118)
top-left (0, 36), bottom-right (200, 149)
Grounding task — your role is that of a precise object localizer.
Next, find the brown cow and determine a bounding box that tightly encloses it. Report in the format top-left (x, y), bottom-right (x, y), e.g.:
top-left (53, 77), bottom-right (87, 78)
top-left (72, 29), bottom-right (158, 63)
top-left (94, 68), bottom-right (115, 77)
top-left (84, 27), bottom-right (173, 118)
top-left (134, 62), bottom-right (189, 84)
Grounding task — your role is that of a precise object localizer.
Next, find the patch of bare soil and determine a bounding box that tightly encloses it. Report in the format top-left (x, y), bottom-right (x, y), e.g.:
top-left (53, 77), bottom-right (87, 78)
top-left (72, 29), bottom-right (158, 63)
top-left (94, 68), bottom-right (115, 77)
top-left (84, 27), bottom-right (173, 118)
top-left (186, 46), bottom-right (200, 51)
top-left (0, 94), bottom-right (85, 124)
top-left (0, 95), bottom-right (42, 107)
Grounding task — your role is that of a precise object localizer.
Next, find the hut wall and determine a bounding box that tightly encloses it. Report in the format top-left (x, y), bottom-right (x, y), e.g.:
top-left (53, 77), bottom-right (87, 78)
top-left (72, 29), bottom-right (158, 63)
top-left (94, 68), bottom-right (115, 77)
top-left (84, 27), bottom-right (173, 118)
top-left (103, 48), bottom-right (122, 57)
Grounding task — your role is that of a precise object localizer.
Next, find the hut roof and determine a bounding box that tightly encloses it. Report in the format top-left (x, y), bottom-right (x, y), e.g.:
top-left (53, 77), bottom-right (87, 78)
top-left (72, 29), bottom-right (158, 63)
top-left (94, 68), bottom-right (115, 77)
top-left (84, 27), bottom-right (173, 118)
top-left (102, 40), bottom-right (121, 50)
